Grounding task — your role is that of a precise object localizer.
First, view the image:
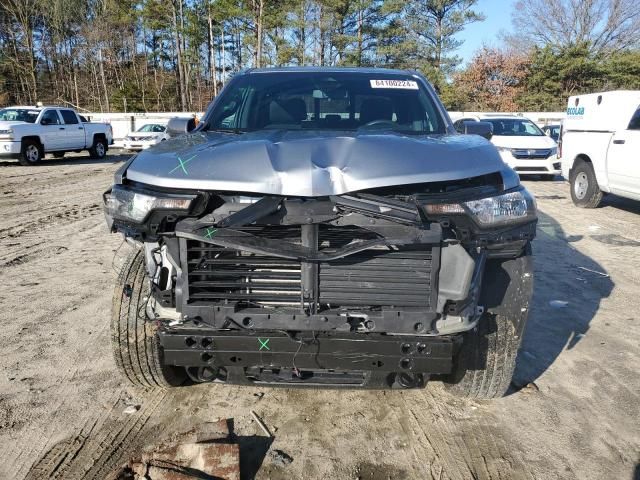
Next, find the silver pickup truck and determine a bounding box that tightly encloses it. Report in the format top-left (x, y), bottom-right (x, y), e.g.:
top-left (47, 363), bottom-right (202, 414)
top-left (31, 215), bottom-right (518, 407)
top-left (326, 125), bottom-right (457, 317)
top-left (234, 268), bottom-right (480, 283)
top-left (104, 67), bottom-right (537, 398)
top-left (0, 106), bottom-right (113, 165)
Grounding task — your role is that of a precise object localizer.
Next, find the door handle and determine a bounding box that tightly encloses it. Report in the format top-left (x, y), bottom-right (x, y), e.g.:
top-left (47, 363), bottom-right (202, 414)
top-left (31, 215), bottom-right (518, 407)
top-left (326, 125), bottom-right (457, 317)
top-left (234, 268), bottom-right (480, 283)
top-left (613, 139), bottom-right (625, 144)
top-left (59, 127), bottom-right (65, 130)
top-left (78, 127), bottom-right (83, 130)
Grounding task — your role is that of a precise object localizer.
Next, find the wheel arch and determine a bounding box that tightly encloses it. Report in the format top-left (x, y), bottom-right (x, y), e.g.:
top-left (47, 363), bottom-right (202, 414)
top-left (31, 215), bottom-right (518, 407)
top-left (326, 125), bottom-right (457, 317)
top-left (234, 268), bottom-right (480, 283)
top-left (92, 132), bottom-right (107, 146)
top-left (21, 135), bottom-right (43, 149)
top-left (569, 153), bottom-right (591, 175)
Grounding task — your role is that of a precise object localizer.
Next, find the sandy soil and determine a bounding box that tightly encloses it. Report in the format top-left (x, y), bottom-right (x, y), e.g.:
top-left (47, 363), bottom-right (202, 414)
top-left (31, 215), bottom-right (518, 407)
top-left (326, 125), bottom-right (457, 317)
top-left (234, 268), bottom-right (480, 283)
top-left (0, 152), bottom-right (638, 480)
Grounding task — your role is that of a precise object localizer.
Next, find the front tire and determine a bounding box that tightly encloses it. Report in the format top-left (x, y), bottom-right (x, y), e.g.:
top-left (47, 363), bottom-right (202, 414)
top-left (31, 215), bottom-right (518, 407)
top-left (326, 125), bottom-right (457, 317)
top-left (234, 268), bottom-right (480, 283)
top-left (111, 249), bottom-right (186, 388)
top-left (443, 246), bottom-right (533, 399)
top-left (570, 160), bottom-right (602, 208)
top-left (89, 137), bottom-right (107, 159)
top-left (19, 140), bottom-right (42, 166)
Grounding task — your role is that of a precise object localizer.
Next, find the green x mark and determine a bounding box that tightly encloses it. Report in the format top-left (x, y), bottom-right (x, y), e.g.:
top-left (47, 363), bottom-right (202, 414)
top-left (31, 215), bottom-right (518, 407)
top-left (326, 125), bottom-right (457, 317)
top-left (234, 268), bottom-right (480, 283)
top-left (204, 227), bottom-right (218, 239)
top-left (258, 338), bottom-right (270, 351)
top-left (169, 154), bottom-right (197, 175)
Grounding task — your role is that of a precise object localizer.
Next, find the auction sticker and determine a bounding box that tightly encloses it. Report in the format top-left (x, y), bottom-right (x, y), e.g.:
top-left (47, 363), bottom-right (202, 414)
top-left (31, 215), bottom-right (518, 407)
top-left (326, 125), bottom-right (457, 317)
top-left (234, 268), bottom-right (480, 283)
top-left (370, 79), bottom-right (418, 90)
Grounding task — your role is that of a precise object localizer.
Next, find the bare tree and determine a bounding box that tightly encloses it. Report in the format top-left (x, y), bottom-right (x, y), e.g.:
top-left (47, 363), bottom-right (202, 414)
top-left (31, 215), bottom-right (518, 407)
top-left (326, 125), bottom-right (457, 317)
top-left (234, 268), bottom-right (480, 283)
top-left (511, 0), bottom-right (640, 53)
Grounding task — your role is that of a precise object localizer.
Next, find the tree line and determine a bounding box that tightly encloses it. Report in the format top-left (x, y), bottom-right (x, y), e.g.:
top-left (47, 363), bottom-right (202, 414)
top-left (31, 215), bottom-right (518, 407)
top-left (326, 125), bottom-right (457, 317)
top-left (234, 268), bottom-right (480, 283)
top-left (1, 0), bottom-right (639, 113)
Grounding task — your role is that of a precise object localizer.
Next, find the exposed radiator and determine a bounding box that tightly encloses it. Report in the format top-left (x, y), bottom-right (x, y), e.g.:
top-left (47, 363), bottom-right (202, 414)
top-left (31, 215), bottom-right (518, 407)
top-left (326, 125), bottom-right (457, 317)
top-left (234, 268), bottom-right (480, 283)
top-left (184, 226), bottom-right (436, 311)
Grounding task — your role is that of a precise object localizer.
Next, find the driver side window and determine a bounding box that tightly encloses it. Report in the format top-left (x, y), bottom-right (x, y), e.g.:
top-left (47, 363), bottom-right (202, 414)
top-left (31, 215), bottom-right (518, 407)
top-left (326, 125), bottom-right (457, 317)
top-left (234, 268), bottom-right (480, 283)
top-left (41, 110), bottom-right (61, 125)
top-left (213, 87), bottom-right (249, 129)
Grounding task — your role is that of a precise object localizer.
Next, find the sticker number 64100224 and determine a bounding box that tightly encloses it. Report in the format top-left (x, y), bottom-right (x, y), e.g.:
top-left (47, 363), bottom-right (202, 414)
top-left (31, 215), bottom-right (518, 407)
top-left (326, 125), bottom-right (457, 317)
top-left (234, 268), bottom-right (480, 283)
top-left (369, 79), bottom-right (419, 90)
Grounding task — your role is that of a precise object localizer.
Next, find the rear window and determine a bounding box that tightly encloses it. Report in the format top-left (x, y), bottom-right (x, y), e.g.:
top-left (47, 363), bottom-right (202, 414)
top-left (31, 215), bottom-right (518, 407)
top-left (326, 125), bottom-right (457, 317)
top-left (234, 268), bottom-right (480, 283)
top-left (60, 110), bottom-right (78, 124)
top-left (206, 72), bottom-right (445, 135)
top-left (628, 107), bottom-right (640, 130)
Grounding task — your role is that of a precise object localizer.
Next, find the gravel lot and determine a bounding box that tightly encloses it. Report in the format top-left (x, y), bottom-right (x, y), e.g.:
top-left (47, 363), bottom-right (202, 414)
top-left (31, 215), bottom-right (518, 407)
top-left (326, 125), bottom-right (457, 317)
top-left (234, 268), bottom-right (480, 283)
top-left (0, 152), bottom-right (638, 480)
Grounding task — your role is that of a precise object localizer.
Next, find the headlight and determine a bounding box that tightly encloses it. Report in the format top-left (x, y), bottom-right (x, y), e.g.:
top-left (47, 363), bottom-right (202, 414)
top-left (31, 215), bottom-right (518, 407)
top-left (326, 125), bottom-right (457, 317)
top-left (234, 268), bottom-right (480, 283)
top-left (0, 128), bottom-right (14, 140)
top-left (549, 146), bottom-right (557, 156)
top-left (104, 184), bottom-right (196, 222)
top-left (424, 188), bottom-right (536, 227)
top-left (496, 146), bottom-right (511, 154)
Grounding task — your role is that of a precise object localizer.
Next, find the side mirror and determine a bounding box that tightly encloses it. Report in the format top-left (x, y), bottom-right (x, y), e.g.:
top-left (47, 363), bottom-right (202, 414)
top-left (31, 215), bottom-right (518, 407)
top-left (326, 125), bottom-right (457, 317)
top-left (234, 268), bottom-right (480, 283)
top-left (166, 117), bottom-right (196, 137)
top-left (462, 120), bottom-right (493, 140)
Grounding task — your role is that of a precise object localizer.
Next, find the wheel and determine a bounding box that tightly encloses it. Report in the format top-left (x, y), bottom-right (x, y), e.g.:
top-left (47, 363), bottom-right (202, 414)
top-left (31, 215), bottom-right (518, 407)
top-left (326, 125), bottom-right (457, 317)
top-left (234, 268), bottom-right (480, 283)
top-left (570, 160), bottom-right (602, 208)
top-left (18, 140), bottom-right (42, 166)
top-left (443, 246), bottom-right (533, 399)
top-left (89, 137), bottom-right (107, 159)
top-left (111, 249), bottom-right (186, 388)
top-left (53, 152), bottom-right (65, 159)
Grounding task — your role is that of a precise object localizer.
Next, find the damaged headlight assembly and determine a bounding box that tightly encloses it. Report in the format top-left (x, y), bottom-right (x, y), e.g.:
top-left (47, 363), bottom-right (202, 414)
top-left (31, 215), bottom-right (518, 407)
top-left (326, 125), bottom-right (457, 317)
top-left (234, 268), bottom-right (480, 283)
top-left (104, 184), bottom-right (196, 223)
top-left (424, 188), bottom-right (536, 226)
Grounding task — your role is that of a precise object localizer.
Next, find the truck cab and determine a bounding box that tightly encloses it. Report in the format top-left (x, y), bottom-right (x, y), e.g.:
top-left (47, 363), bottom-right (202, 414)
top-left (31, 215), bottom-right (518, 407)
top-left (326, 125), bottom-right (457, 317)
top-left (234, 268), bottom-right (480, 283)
top-left (560, 91), bottom-right (640, 207)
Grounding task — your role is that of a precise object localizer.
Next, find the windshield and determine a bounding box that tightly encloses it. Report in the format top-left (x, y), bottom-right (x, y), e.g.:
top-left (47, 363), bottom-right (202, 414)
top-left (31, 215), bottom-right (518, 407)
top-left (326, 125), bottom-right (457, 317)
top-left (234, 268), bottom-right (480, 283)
top-left (205, 72), bottom-right (445, 134)
top-left (0, 108), bottom-right (40, 123)
top-left (137, 124), bottom-right (165, 132)
top-left (484, 118), bottom-right (544, 136)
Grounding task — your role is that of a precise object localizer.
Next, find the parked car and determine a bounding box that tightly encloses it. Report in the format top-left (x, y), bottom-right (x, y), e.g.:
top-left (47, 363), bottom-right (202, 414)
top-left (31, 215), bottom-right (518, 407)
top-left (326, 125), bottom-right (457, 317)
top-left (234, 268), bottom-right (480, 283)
top-left (0, 106), bottom-right (113, 165)
top-left (122, 123), bottom-right (169, 151)
top-left (455, 115), bottom-right (559, 179)
top-left (542, 124), bottom-right (561, 142)
top-left (104, 67), bottom-right (537, 398)
top-left (561, 90), bottom-right (640, 207)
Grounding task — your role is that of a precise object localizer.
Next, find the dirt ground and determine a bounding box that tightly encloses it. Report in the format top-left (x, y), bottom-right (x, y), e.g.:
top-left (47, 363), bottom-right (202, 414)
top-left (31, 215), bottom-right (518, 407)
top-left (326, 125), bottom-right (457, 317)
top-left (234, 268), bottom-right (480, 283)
top-left (0, 151), bottom-right (638, 480)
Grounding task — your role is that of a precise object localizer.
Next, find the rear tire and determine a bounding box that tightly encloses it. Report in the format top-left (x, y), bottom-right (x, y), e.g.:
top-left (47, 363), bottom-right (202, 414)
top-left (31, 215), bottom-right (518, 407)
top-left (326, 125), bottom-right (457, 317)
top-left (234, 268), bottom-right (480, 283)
top-left (111, 249), bottom-right (186, 388)
top-left (89, 137), bottom-right (107, 159)
top-left (18, 140), bottom-right (42, 166)
top-left (570, 160), bottom-right (602, 208)
top-left (443, 246), bottom-right (533, 399)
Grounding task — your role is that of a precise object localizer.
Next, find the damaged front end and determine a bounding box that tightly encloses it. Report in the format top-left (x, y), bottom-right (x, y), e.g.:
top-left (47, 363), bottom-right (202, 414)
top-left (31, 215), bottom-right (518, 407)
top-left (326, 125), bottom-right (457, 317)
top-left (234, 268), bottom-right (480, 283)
top-left (104, 172), bottom-right (536, 388)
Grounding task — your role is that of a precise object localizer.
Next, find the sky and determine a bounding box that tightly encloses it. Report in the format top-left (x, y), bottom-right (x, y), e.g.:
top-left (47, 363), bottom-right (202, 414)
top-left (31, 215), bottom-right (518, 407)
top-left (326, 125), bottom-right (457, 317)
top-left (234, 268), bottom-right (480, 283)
top-left (455, 0), bottom-right (516, 66)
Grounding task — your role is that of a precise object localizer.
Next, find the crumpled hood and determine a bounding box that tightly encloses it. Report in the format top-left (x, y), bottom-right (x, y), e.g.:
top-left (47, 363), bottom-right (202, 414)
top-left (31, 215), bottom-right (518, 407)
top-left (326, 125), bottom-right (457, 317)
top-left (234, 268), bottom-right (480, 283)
top-left (124, 130), bottom-right (513, 197)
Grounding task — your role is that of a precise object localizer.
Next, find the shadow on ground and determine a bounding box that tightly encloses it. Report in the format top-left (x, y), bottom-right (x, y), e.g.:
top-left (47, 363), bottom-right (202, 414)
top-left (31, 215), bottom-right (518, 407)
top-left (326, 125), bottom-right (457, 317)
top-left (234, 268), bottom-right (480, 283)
top-left (511, 209), bottom-right (614, 389)
top-left (0, 151), bottom-right (129, 167)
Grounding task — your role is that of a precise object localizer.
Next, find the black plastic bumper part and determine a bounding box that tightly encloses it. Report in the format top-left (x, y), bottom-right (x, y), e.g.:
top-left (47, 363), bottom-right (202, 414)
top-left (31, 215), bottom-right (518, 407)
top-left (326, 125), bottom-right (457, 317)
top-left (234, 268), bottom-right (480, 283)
top-left (159, 329), bottom-right (458, 387)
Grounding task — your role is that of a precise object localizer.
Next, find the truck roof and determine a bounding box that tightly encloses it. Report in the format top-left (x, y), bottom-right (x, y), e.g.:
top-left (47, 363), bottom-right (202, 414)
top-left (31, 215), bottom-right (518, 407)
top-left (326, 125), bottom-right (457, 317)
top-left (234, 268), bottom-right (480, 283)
top-left (245, 66), bottom-right (418, 76)
top-left (566, 90), bottom-right (640, 132)
top-left (3, 106), bottom-right (42, 110)
top-left (2, 105), bottom-right (74, 110)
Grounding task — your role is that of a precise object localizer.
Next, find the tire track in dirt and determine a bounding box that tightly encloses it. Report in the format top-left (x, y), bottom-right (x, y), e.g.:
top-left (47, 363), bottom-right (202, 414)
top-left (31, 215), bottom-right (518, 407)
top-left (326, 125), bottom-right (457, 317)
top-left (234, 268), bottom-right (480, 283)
top-left (1, 179), bottom-right (124, 479)
top-left (26, 389), bottom-right (167, 480)
top-left (396, 387), bottom-right (534, 480)
top-left (23, 385), bottom-right (222, 480)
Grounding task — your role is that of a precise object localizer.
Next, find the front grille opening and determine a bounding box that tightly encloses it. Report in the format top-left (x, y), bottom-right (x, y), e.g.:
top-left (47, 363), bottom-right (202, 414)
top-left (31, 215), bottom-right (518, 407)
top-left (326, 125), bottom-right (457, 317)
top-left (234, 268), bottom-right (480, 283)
top-left (319, 247), bottom-right (433, 308)
top-left (185, 226), bottom-right (435, 311)
top-left (187, 242), bottom-right (302, 306)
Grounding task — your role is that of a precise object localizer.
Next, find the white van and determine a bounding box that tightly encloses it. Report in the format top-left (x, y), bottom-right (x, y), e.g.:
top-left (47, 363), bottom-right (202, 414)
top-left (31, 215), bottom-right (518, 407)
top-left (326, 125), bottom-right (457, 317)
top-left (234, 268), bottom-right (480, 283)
top-left (560, 91), bottom-right (640, 207)
top-left (454, 115), bottom-right (559, 179)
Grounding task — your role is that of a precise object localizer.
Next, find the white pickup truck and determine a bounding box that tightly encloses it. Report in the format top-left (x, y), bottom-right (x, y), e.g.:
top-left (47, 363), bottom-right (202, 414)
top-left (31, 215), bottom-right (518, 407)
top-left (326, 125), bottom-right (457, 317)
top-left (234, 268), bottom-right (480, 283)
top-left (0, 106), bottom-right (113, 166)
top-left (561, 91), bottom-right (640, 207)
